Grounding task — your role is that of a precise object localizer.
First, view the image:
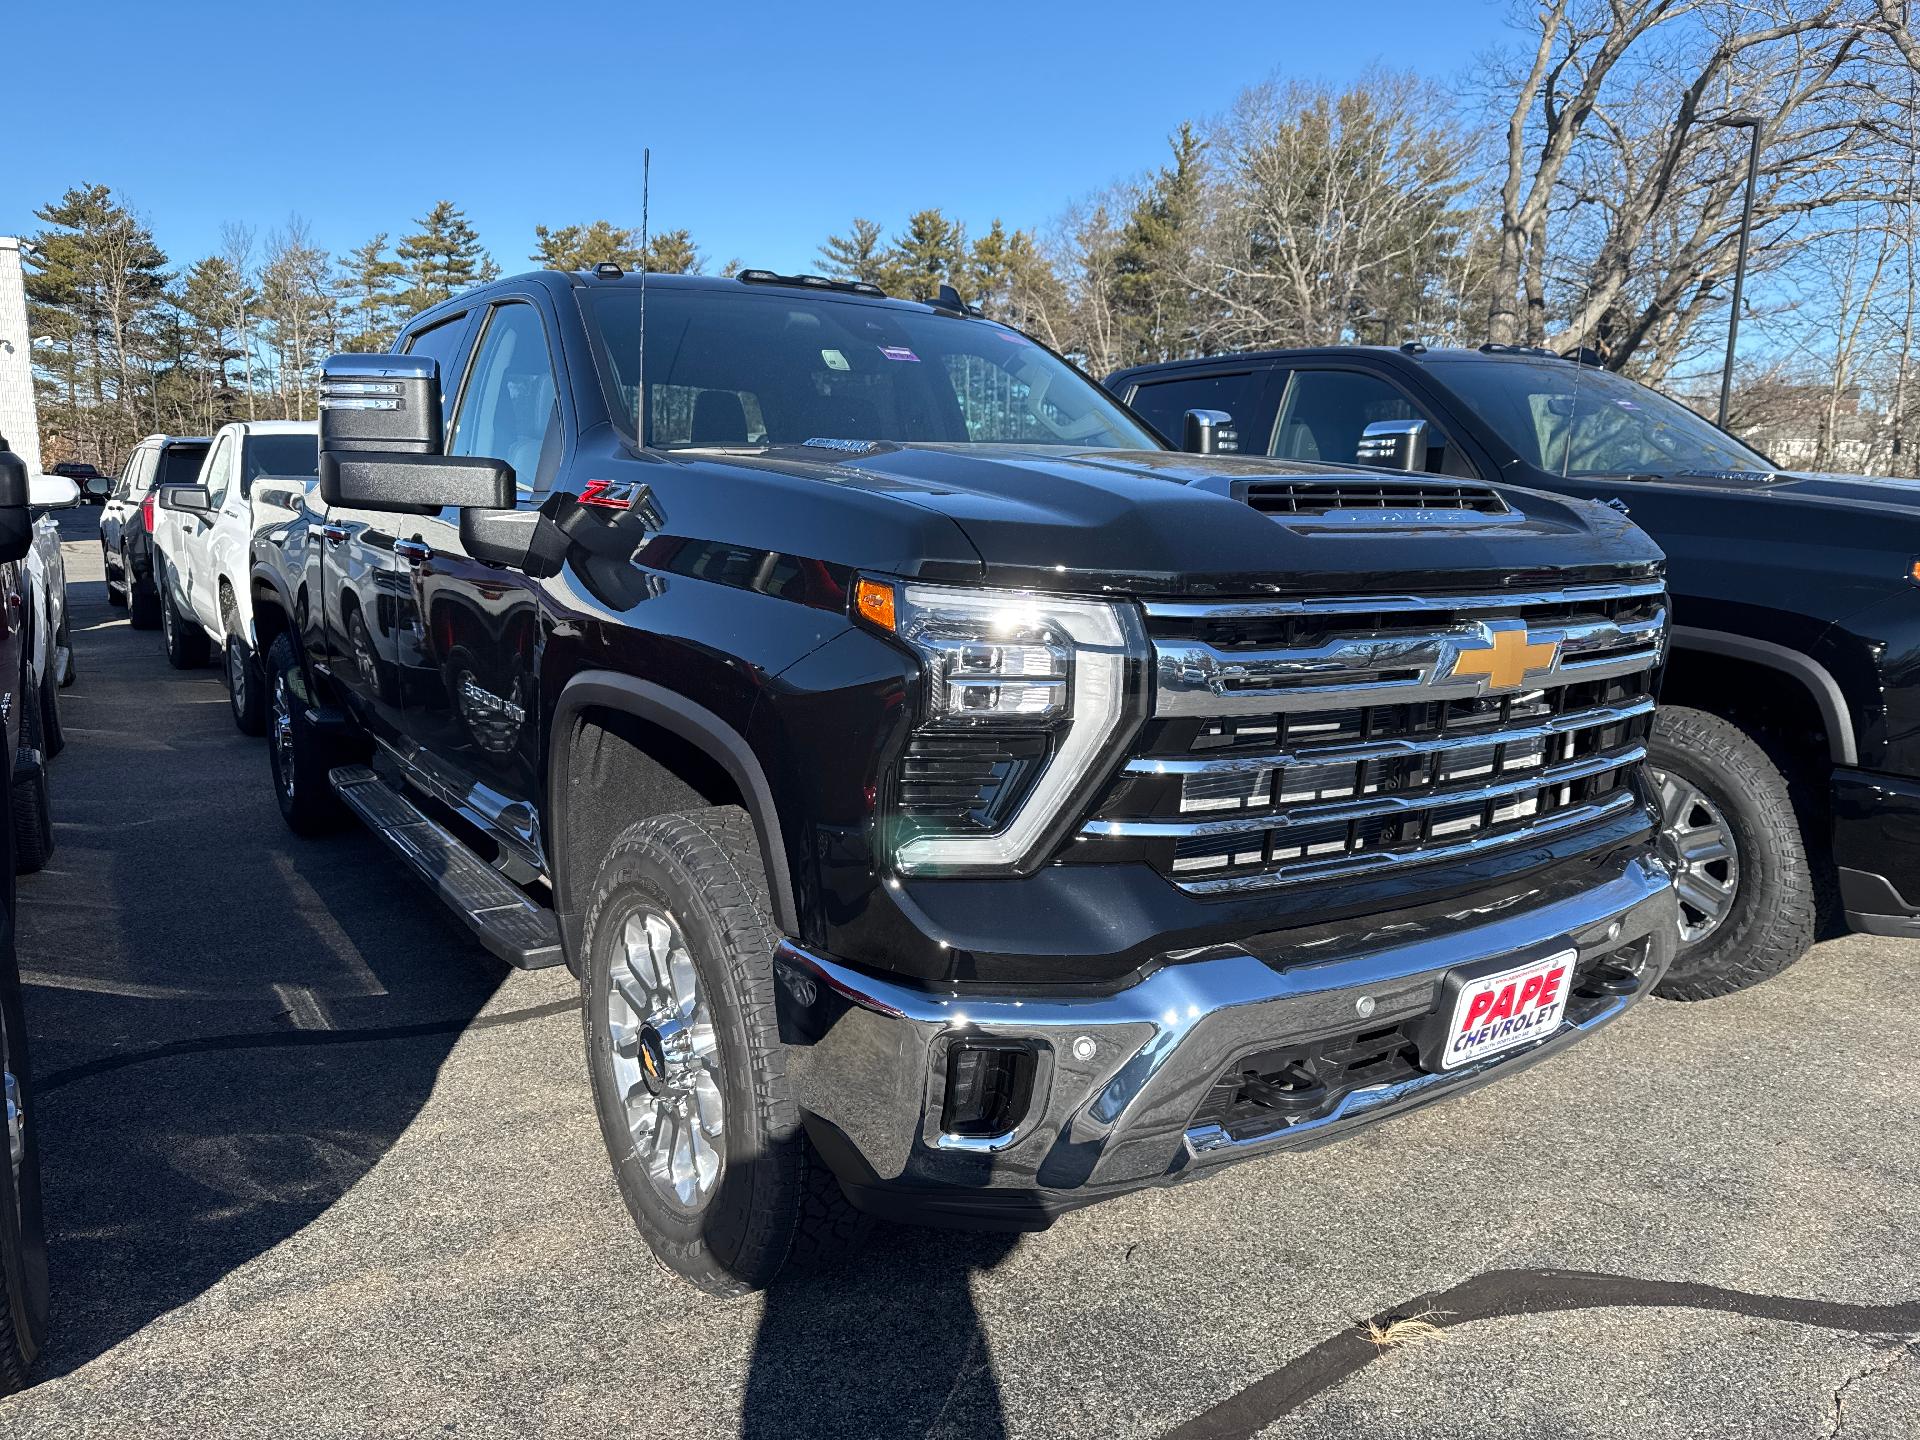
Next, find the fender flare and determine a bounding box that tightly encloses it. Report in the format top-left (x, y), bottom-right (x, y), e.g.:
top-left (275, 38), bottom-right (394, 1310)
top-left (548, 671), bottom-right (800, 937)
top-left (1670, 625), bottom-right (1857, 766)
top-left (249, 563), bottom-right (296, 630)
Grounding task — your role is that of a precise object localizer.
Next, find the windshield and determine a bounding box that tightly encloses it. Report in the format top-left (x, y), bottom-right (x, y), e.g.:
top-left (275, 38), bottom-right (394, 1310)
top-left (584, 287), bottom-right (1160, 451)
top-left (245, 433), bottom-right (318, 490)
top-left (1429, 359), bottom-right (1775, 477)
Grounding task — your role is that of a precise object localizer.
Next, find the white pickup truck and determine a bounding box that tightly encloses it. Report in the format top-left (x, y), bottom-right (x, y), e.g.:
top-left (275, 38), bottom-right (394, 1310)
top-left (151, 420), bottom-right (317, 734)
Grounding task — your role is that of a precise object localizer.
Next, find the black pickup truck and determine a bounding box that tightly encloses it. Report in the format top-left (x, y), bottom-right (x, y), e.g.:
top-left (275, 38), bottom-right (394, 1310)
top-left (1111, 346), bottom-right (1920, 997)
top-left (252, 269), bottom-right (1678, 1293)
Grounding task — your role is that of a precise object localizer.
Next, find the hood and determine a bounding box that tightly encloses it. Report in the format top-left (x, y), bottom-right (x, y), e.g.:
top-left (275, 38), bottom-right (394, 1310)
top-left (688, 442), bottom-right (1662, 598)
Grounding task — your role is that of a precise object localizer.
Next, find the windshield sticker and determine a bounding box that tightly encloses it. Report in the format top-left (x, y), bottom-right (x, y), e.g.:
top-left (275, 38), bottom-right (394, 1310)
top-left (878, 345), bottom-right (920, 363)
top-left (820, 348), bottom-right (850, 371)
top-left (991, 328), bottom-right (1033, 345)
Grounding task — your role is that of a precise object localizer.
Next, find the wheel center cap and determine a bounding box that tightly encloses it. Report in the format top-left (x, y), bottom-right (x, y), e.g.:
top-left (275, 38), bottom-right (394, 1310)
top-left (635, 1025), bottom-right (669, 1097)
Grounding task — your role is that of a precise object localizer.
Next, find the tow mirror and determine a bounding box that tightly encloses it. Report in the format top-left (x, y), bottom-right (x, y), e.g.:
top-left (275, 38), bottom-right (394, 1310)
top-left (1355, 418), bottom-right (1430, 472)
top-left (318, 353), bottom-right (514, 516)
top-left (320, 353), bottom-right (442, 454)
top-left (28, 474), bottom-right (80, 511)
top-left (158, 483), bottom-right (211, 515)
top-left (0, 445), bottom-right (32, 563)
top-left (83, 475), bottom-right (112, 501)
top-left (1182, 408), bottom-right (1239, 455)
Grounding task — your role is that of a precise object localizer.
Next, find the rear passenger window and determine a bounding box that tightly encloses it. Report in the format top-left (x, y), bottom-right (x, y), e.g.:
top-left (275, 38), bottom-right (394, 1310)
top-left (1125, 372), bottom-right (1264, 451)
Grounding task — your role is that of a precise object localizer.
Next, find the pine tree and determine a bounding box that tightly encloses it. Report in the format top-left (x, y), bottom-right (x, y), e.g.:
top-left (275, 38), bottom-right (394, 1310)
top-left (175, 255), bottom-right (248, 430)
top-left (1112, 124), bottom-right (1205, 364)
top-left (887, 210), bottom-right (968, 300)
top-left (531, 220), bottom-right (645, 271)
top-left (396, 201), bottom-right (493, 314)
top-left (24, 183), bottom-right (170, 460)
top-left (818, 218), bottom-right (887, 285)
top-left (337, 233), bottom-right (404, 352)
top-left (641, 229), bottom-right (700, 275)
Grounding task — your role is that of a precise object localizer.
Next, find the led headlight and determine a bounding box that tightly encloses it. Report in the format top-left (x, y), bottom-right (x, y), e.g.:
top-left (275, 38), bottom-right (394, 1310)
top-left (857, 579), bottom-right (1143, 874)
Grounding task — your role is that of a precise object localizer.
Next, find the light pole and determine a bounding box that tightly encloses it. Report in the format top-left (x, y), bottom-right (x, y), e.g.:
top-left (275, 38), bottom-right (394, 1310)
top-left (1715, 114), bottom-right (1764, 430)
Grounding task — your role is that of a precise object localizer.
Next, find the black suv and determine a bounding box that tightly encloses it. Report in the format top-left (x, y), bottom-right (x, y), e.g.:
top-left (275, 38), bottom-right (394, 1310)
top-left (1110, 345), bottom-right (1920, 995)
top-left (252, 270), bottom-right (1678, 1292)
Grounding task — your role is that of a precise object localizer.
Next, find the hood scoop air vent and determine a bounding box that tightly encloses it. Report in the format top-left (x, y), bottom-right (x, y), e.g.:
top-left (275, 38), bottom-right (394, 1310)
top-left (1234, 477), bottom-right (1514, 529)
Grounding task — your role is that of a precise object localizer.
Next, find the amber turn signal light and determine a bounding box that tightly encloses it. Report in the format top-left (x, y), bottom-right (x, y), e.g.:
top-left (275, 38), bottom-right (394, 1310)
top-left (855, 577), bottom-right (897, 631)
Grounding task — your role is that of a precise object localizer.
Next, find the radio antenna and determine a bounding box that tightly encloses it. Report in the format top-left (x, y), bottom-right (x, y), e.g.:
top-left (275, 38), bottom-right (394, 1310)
top-left (637, 146), bottom-right (650, 449)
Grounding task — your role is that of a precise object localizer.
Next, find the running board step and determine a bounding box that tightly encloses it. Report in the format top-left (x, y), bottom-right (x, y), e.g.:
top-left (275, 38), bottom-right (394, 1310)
top-left (329, 765), bottom-right (564, 970)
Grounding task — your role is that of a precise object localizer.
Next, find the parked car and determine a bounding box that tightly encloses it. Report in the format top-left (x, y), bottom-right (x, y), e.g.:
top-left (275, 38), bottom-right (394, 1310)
top-left (0, 439), bottom-right (56, 1391)
top-left (50, 463), bottom-right (108, 505)
top-left (1107, 344), bottom-right (1920, 998)
top-left (99, 435), bottom-right (210, 630)
top-left (152, 420), bottom-right (317, 733)
top-left (252, 268), bottom-right (1678, 1294)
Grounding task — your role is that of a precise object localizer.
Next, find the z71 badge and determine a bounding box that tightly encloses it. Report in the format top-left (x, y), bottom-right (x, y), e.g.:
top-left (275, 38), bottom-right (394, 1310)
top-left (579, 478), bottom-right (646, 510)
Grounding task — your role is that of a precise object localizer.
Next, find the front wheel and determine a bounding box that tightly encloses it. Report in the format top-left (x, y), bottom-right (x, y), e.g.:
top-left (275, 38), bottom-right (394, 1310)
top-left (126, 550), bottom-right (159, 631)
top-left (266, 633), bottom-right (350, 836)
top-left (581, 806), bottom-right (864, 1296)
top-left (161, 581), bottom-right (209, 669)
top-left (103, 543), bottom-right (126, 609)
top-left (226, 636), bottom-right (266, 736)
top-left (1650, 706), bottom-right (1815, 1001)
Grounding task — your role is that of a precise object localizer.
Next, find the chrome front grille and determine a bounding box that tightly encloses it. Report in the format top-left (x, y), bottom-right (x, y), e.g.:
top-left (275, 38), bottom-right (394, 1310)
top-left (1080, 581), bottom-right (1665, 894)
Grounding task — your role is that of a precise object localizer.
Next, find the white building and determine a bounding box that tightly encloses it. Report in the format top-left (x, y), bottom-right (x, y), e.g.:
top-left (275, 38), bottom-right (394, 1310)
top-left (0, 238), bottom-right (40, 474)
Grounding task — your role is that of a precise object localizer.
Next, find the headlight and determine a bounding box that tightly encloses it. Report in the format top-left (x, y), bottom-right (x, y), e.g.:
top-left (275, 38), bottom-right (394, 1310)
top-left (856, 578), bottom-right (1144, 874)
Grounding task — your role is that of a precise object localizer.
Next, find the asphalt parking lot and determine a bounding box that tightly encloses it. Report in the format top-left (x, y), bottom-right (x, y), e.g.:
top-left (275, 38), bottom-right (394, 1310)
top-left (0, 512), bottom-right (1916, 1439)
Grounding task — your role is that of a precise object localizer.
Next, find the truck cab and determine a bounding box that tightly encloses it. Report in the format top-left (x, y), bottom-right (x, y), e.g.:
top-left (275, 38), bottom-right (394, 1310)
top-left (251, 271), bottom-right (1679, 1294)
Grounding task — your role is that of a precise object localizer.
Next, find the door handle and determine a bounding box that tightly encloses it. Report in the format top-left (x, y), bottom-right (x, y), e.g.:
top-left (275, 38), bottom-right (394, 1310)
top-left (321, 523), bottom-right (349, 546)
top-left (394, 538), bottom-right (432, 566)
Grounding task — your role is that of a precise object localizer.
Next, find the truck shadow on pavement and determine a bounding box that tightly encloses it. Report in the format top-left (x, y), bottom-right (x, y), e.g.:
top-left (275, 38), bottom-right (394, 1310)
top-left (741, 1229), bottom-right (1020, 1439)
top-left (17, 563), bottom-right (518, 1376)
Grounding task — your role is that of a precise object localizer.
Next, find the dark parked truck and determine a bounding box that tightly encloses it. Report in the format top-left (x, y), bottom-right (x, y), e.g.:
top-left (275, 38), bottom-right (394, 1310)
top-left (252, 269), bottom-right (1677, 1293)
top-left (1110, 345), bottom-right (1920, 997)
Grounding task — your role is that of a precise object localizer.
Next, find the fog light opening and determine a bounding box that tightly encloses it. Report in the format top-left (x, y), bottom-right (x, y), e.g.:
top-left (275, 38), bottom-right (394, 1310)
top-left (941, 1039), bottom-right (1037, 1139)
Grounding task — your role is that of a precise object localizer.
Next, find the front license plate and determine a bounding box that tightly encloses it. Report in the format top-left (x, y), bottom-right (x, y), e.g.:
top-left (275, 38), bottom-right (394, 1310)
top-left (1437, 949), bottom-right (1575, 1071)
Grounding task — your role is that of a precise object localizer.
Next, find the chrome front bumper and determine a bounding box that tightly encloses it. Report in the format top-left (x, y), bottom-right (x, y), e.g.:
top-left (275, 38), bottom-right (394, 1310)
top-left (775, 851), bottom-right (1677, 1228)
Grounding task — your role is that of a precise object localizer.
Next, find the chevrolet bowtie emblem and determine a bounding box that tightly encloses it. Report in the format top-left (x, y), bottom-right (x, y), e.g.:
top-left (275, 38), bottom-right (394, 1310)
top-left (1448, 625), bottom-right (1558, 691)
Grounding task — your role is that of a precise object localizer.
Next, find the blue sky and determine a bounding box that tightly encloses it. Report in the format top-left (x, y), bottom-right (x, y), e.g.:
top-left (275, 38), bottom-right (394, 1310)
top-left (4, 1), bottom-right (1513, 276)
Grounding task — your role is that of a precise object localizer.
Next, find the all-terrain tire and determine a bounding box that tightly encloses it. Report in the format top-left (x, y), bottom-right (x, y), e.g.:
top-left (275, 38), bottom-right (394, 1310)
top-left (1651, 705), bottom-right (1815, 1001)
top-left (580, 806), bottom-right (864, 1296)
top-left (266, 633), bottom-right (351, 836)
top-left (12, 683), bottom-right (53, 876)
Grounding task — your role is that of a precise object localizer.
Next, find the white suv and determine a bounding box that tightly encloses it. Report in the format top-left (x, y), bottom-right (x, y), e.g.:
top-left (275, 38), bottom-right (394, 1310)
top-left (152, 420), bottom-right (317, 734)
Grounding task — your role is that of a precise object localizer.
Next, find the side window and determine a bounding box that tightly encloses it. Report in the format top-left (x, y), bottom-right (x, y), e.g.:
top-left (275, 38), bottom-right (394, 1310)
top-left (115, 447), bottom-right (150, 500)
top-left (1265, 369), bottom-right (1474, 480)
top-left (401, 312), bottom-right (475, 436)
top-left (202, 436), bottom-right (236, 509)
top-left (1125, 372), bottom-right (1265, 451)
top-left (447, 302), bottom-right (561, 497)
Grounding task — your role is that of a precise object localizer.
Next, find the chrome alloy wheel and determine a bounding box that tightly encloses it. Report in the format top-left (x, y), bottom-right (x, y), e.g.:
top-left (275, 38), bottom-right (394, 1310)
top-left (605, 906), bottom-right (724, 1209)
top-left (227, 640), bottom-right (248, 703)
top-left (1654, 768), bottom-right (1741, 945)
top-left (271, 673), bottom-right (297, 802)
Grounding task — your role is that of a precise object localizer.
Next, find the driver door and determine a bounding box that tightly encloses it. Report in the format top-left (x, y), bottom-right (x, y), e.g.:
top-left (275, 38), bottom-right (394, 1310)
top-left (396, 296), bottom-right (564, 871)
